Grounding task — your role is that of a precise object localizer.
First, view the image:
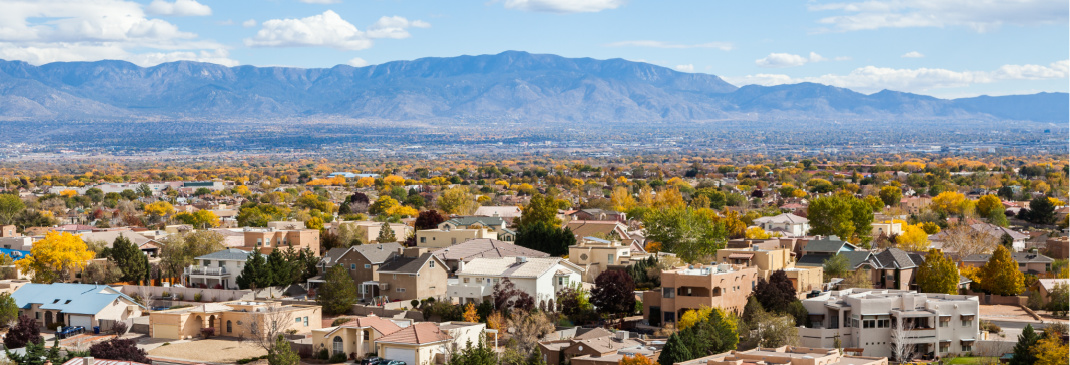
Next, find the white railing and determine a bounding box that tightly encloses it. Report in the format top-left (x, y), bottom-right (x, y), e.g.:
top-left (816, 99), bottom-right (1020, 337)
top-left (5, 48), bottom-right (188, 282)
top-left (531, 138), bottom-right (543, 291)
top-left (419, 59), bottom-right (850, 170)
top-left (185, 265), bottom-right (228, 276)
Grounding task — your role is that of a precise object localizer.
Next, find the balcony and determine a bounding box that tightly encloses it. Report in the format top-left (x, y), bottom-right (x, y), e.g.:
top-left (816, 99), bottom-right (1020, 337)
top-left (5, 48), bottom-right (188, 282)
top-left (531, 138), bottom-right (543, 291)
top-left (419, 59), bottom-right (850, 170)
top-left (185, 265), bottom-right (228, 276)
top-left (799, 326), bottom-right (849, 339)
top-left (896, 328), bottom-right (938, 343)
top-left (447, 283), bottom-right (493, 300)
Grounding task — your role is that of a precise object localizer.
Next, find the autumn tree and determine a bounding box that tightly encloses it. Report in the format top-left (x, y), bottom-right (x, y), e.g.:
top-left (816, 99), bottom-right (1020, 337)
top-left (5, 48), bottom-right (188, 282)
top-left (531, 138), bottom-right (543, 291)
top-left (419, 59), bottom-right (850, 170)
top-left (917, 249), bottom-right (959, 295)
top-left (677, 306), bottom-right (713, 331)
top-left (591, 270), bottom-right (636, 322)
top-left (415, 210), bottom-right (447, 230)
top-left (938, 224), bottom-right (998, 259)
top-left (931, 192), bottom-right (973, 217)
top-left (515, 194), bottom-right (561, 230)
top-left (642, 207), bottom-right (727, 263)
top-left (17, 231), bottom-right (94, 283)
top-left (437, 187), bottom-right (478, 215)
top-left (980, 245), bottom-right (1025, 296)
top-left (976, 195), bottom-right (1003, 218)
top-left (807, 195), bottom-right (874, 246)
top-left (4, 314), bottom-right (42, 349)
top-left (462, 303), bottom-right (479, 323)
top-left (158, 230), bottom-right (226, 279)
top-left (491, 278), bottom-right (534, 312)
top-left (878, 186), bottom-right (902, 207)
top-left (896, 224), bottom-right (931, 251)
top-left (505, 309), bottom-right (555, 354)
top-left (376, 222), bottom-right (397, 243)
top-left (620, 355), bottom-right (656, 365)
top-left (1032, 329), bottom-right (1069, 365)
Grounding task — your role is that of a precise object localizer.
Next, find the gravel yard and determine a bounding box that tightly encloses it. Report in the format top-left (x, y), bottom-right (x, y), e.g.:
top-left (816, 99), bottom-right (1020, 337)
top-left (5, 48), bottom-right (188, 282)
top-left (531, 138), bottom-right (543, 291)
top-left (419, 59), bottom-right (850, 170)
top-left (148, 339), bottom-right (266, 363)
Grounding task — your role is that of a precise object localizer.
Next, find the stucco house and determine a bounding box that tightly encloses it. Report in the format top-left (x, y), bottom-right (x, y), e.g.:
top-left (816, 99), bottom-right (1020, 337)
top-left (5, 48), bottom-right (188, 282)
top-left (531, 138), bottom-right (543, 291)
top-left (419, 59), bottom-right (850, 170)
top-left (429, 239), bottom-right (549, 274)
top-left (375, 248), bottom-right (451, 302)
top-left (568, 236), bottom-right (648, 282)
top-left (753, 213), bottom-right (810, 237)
top-left (311, 314), bottom-right (411, 359)
top-left (375, 322), bottom-right (486, 365)
top-left (448, 257), bottom-right (582, 305)
top-left (641, 264), bottom-right (759, 324)
top-left (716, 245), bottom-right (823, 296)
top-left (149, 301), bottom-right (321, 340)
top-left (12, 283), bottom-right (145, 329)
top-left (183, 248), bottom-right (252, 290)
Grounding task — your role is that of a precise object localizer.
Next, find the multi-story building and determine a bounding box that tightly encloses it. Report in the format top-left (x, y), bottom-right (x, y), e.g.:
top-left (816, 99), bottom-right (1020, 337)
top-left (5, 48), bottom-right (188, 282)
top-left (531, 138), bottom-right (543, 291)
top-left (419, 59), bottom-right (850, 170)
top-left (675, 346), bottom-right (888, 365)
top-left (183, 248), bottom-right (251, 290)
top-left (448, 257), bottom-right (582, 305)
top-left (242, 226), bottom-right (320, 253)
top-left (438, 216), bottom-right (516, 241)
top-left (753, 213), bottom-right (810, 237)
top-left (715, 245), bottom-right (823, 296)
top-left (327, 221), bottom-right (414, 244)
top-left (961, 250), bottom-right (1053, 276)
top-left (798, 289), bottom-right (980, 360)
top-left (568, 236), bottom-right (649, 282)
top-left (374, 248), bottom-right (450, 302)
top-left (641, 264), bottom-right (759, 324)
top-left (311, 243), bottom-right (402, 300)
top-left (415, 226), bottom-right (497, 248)
top-left (429, 238), bottom-right (549, 274)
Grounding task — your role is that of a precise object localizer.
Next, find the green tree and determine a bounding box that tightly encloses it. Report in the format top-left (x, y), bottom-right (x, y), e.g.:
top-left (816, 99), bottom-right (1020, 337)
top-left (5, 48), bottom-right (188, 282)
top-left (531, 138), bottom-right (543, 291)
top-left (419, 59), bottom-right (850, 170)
top-left (878, 186), bottom-right (902, 207)
top-left (6, 337), bottom-right (72, 365)
top-left (447, 340), bottom-right (496, 365)
top-left (988, 209), bottom-right (1009, 227)
top-left (657, 332), bottom-right (692, 365)
top-left (1046, 282), bottom-right (1068, 316)
top-left (265, 249), bottom-right (292, 287)
top-left (822, 254), bottom-right (850, 281)
top-left (236, 251), bottom-right (270, 290)
top-left (267, 334), bottom-right (299, 365)
top-left (111, 235), bottom-right (148, 283)
top-left (515, 194), bottom-right (561, 230)
top-left (1009, 324), bottom-right (1040, 365)
top-left (317, 265), bottom-right (358, 315)
top-left (917, 249), bottom-right (959, 295)
top-left (514, 222), bottom-right (575, 256)
top-left (981, 245), bottom-right (1025, 296)
top-left (642, 207), bottom-right (727, 263)
top-left (808, 195), bottom-right (873, 245)
top-left (376, 222), bottom-right (397, 243)
top-left (1024, 196), bottom-right (1056, 225)
top-left (0, 293), bottom-right (17, 326)
top-left (0, 194), bottom-right (24, 225)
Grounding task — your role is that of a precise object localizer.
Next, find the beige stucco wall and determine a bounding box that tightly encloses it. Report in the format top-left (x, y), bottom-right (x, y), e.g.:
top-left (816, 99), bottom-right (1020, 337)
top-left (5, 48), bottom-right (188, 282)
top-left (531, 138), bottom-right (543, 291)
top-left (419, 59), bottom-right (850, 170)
top-left (415, 229), bottom-right (496, 248)
top-left (149, 303), bottom-right (322, 340)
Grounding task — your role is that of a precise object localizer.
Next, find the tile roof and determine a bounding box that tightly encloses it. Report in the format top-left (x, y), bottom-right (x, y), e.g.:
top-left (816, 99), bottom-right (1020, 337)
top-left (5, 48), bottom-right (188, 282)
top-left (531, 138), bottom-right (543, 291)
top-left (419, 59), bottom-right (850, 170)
top-left (378, 253), bottom-right (440, 274)
top-left (457, 257), bottom-right (579, 278)
top-left (12, 283), bottom-right (144, 315)
top-left (376, 322), bottom-right (452, 345)
top-left (195, 248), bottom-right (252, 261)
top-left (352, 242), bottom-right (403, 264)
top-left (336, 315), bottom-right (403, 336)
top-left (430, 239), bottom-right (549, 262)
top-left (444, 216), bottom-right (506, 227)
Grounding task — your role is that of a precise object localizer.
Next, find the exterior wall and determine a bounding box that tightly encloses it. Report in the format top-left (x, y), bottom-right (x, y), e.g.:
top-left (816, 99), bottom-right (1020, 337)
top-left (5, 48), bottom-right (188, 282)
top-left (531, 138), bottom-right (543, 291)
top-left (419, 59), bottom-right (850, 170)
top-left (20, 297), bottom-right (140, 328)
top-left (329, 222), bottom-right (413, 244)
top-left (568, 245), bottom-right (631, 282)
top-left (320, 252), bottom-right (378, 285)
top-left (311, 326), bottom-right (381, 358)
top-left (871, 222), bottom-right (903, 237)
top-left (416, 229), bottom-right (496, 248)
top-left (187, 257), bottom-right (245, 289)
top-left (380, 261), bottom-right (450, 302)
top-left (758, 222), bottom-right (809, 236)
top-left (243, 229), bottom-right (320, 253)
top-left (149, 304), bottom-right (322, 340)
top-left (642, 266), bottom-right (758, 323)
top-left (784, 266), bottom-right (824, 295)
top-left (451, 265), bottom-right (579, 305)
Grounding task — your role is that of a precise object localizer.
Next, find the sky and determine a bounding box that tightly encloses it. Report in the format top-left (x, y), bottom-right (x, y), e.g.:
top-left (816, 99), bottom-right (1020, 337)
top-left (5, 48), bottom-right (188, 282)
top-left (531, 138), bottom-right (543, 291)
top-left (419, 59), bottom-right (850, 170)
top-left (0, 0), bottom-right (1066, 98)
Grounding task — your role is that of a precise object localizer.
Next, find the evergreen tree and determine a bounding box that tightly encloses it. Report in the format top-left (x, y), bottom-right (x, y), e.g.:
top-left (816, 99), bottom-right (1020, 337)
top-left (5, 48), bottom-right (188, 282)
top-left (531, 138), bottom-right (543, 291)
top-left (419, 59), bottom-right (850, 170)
top-left (1009, 324), bottom-right (1039, 365)
top-left (236, 251), bottom-right (270, 289)
top-left (317, 265), bottom-right (358, 315)
top-left (447, 340), bottom-right (496, 365)
top-left (515, 221), bottom-right (575, 256)
top-left (111, 235), bottom-right (147, 283)
top-left (268, 334), bottom-right (300, 365)
top-left (377, 222), bottom-right (397, 243)
top-left (657, 332), bottom-right (692, 365)
top-left (265, 248), bottom-right (291, 286)
top-left (1025, 196), bottom-right (1056, 225)
top-left (917, 249), bottom-right (959, 295)
top-left (6, 338), bottom-right (71, 365)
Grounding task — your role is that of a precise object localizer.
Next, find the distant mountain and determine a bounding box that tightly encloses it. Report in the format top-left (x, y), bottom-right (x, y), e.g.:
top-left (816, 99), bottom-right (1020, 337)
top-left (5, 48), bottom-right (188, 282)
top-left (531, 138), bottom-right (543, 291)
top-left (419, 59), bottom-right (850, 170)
top-left (0, 51), bottom-right (1064, 123)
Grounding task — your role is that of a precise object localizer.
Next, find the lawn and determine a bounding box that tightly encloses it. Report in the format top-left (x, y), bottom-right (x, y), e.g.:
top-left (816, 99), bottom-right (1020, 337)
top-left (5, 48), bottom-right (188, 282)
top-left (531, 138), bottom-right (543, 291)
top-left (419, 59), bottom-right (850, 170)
top-left (945, 357), bottom-right (998, 365)
top-left (148, 339), bottom-right (267, 363)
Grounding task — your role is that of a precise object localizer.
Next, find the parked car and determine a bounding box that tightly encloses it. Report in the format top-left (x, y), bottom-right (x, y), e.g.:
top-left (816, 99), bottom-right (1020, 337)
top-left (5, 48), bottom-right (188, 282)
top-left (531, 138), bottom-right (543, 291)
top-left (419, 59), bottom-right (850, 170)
top-left (360, 357), bottom-right (384, 365)
top-left (383, 360), bottom-right (406, 365)
top-left (55, 326), bottom-right (86, 339)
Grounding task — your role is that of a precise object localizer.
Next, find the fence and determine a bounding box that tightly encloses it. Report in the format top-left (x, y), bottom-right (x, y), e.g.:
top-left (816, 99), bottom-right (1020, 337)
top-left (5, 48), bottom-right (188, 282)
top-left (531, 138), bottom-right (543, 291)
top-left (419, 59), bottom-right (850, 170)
top-left (966, 291), bottom-right (1026, 306)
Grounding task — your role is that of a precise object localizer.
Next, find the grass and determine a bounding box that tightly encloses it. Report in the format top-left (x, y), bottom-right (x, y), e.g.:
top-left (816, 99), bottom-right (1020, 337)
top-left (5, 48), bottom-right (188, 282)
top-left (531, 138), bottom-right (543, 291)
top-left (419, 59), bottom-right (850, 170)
top-left (945, 357), bottom-right (997, 365)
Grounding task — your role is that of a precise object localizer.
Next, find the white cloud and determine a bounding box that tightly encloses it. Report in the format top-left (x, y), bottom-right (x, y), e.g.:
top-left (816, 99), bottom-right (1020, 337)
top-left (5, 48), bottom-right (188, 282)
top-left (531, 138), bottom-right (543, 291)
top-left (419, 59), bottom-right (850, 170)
top-left (724, 60), bottom-right (1069, 94)
top-left (146, 0), bottom-right (212, 16)
top-left (242, 19), bottom-right (258, 28)
top-left (347, 57), bottom-right (368, 67)
top-left (901, 51), bottom-right (925, 58)
top-left (502, 0), bottom-right (623, 13)
top-left (604, 40), bottom-right (733, 51)
top-left (755, 52), bottom-right (830, 68)
top-left (0, 0), bottom-right (235, 66)
top-left (674, 64), bottom-right (695, 72)
top-left (244, 11), bottom-right (428, 50)
top-left (809, 0), bottom-right (1068, 32)
top-left (299, 0), bottom-right (341, 3)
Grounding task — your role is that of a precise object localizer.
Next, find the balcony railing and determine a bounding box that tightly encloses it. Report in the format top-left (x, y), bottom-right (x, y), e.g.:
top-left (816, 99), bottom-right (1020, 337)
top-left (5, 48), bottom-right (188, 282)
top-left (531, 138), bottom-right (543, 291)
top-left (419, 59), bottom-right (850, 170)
top-left (185, 266), bottom-right (228, 276)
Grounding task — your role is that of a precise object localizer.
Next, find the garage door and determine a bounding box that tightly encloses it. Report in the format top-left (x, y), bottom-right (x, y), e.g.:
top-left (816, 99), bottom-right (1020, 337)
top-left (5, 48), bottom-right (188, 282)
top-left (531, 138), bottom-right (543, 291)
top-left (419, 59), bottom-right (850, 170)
top-left (152, 324), bottom-right (179, 339)
top-left (69, 315), bottom-right (93, 328)
top-left (383, 346), bottom-right (416, 365)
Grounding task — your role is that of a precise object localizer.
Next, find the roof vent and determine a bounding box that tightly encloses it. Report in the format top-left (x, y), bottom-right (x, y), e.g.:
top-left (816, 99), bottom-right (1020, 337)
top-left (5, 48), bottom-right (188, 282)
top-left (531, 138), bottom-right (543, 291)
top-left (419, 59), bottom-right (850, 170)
top-left (516, 256), bottom-right (528, 264)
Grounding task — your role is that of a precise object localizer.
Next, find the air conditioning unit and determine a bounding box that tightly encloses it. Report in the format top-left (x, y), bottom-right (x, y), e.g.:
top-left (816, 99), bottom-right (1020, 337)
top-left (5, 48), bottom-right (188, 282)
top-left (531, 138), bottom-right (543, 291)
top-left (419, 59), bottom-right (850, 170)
top-left (379, 283), bottom-right (390, 290)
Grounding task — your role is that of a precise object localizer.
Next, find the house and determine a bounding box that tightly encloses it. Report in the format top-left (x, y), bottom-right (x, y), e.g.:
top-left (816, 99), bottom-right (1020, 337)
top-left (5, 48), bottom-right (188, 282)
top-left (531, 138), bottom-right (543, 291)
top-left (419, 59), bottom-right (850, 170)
top-left (567, 209), bottom-right (626, 223)
top-left (871, 221), bottom-right (904, 237)
top-left (438, 216), bottom-right (515, 241)
top-left (429, 239), bottom-right (549, 274)
top-left (310, 314), bottom-right (411, 359)
top-left (1033, 279), bottom-right (1069, 306)
top-left (77, 230), bottom-right (161, 257)
top-left (1, 225), bottom-right (16, 237)
top-left (900, 197), bottom-right (933, 215)
top-left (472, 206), bottom-right (523, 221)
top-left (448, 257), bottom-right (582, 305)
top-left (715, 245), bottom-right (823, 296)
top-left (674, 346), bottom-right (888, 365)
top-left (930, 224), bottom-right (1028, 252)
top-left (853, 248), bottom-right (924, 291)
top-left (12, 283), bottom-right (145, 329)
top-left (641, 264), bottom-right (759, 324)
top-left (415, 227), bottom-right (498, 248)
top-left (798, 289), bottom-right (980, 360)
top-left (374, 248), bottom-right (450, 302)
top-left (796, 236), bottom-right (859, 267)
top-left (242, 227), bottom-right (320, 253)
top-left (753, 213), bottom-right (810, 237)
top-left (374, 321), bottom-right (486, 365)
top-left (568, 236), bottom-right (649, 282)
top-left (328, 221), bottom-right (414, 245)
top-left (1045, 236), bottom-right (1068, 259)
top-left (149, 301), bottom-right (322, 340)
top-left (538, 330), bottom-right (659, 365)
top-left (310, 243), bottom-right (402, 300)
top-left (564, 221), bottom-right (643, 248)
top-left (961, 251), bottom-right (1053, 275)
top-left (183, 248), bottom-right (252, 290)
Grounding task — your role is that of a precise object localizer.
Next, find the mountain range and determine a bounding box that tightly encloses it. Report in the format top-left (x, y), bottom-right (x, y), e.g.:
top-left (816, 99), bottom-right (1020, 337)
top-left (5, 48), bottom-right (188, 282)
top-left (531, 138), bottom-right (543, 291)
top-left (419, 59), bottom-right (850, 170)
top-left (0, 51), bottom-right (1065, 124)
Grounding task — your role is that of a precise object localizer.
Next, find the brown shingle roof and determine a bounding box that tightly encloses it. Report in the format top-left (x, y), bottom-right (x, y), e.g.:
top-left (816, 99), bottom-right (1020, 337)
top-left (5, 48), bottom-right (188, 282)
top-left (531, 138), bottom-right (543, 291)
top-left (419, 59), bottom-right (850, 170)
top-left (376, 322), bottom-right (452, 345)
top-left (430, 239), bottom-right (550, 262)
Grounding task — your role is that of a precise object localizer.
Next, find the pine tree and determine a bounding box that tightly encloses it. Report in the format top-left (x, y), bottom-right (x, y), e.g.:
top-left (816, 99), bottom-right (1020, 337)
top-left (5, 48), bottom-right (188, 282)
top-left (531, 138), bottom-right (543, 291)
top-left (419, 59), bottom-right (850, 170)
top-left (265, 249), bottom-right (291, 286)
top-left (657, 332), bottom-right (692, 365)
top-left (111, 235), bottom-right (147, 283)
top-left (377, 222), bottom-right (397, 243)
top-left (317, 265), bottom-right (358, 315)
top-left (236, 251), bottom-right (270, 290)
top-left (267, 334), bottom-right (300, 365)
top-left (1009, 324), bottom-right (1039, 365)
top-left (917, 249), bottom-right (959, 295)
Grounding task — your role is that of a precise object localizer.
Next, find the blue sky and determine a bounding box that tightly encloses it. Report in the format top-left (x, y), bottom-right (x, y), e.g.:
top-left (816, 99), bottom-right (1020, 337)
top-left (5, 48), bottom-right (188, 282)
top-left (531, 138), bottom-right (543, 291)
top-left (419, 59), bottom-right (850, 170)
top-left (1, 0), bottom-right (1066, 98)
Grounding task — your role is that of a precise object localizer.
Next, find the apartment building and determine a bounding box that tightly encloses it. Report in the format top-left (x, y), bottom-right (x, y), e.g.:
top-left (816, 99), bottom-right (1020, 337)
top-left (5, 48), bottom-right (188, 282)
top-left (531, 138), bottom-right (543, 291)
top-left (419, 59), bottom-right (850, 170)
top-left (675, 346), bottom-right (888, 365)
top-left (798, 289), bottom-right (980, 360)
top-left (715, 245), bottom-right (823, 296)
top-left (568, 236), bottom-right (649, 282)
top-left (242, 226), bottom-right (320, 253)
top-left (416, 226), bottom-right (498, 248)
top-left (753, 213), bottom-right (810, 237)
top-left (641, 264), bottom-right (759, 324)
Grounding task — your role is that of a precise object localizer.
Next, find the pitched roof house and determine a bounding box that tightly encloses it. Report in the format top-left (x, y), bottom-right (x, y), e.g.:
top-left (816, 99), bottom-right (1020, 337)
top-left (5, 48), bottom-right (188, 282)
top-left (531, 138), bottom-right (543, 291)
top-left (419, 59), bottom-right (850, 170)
top-left (429, 238), bottom-right (550, 273)
top-left (12, 283), bottom-right (145, 329)
top-left (449, 257), bottom-right (582, 305)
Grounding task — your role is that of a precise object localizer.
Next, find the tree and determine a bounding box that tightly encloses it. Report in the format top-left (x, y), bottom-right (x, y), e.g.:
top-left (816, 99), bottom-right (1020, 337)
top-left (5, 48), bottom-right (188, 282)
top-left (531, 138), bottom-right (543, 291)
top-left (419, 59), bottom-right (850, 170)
top-left (896, 224), bottom-right (931, 251)
top-left (1009, 324), bottom-right (1040, 365)
top-left (415, 210), bottom-right (447, 230)
top-left (931, 192), bottom-right (973, 217)
top-left (754, 270), bottom-right (797, 313)
top-left (642, 207), bottom-right (727, 263)
top-left (739, 304), bottom-right (798, 350)
top-left (988, 209), bottom-right (1009, 227)
top-left (822, 254), bottom-right (850, 281)
top-left (807, 195), bottom-right (873, 245)
top-left (89, 338), bottom-right (150, 363)
top-left (111, 235), bottom-right (148, 283)
top-left (514, 222), bottom-right (575, 256)
top-left (81, 261), bottom-right (123, 284)
top-left (377, 222), bottom-right (397, 243)
top-left (657, 332), bottom-right (692, 365)
top-left (265, 249), bottom-right (292, 287)
top-left (1046, 282), bottom-right (1068, 316)
top-left (0, 194), bottom-right (24, 225)
top-left (236, 251), bottom-right (270, 290)
top-left (462, 303), bottom-right (479, 323)
top-left (620, 355), bottom-right (656, 365)
top-left (591, 270), bottom-right (636, 321)
top-left (1023, 195), bottom-right (1056, 225)
top-left (556, 283), bottom-right (594, 323)
top-left (514, 194), bottom-right (561, 230)
top-left (976, 195), bottom-right (1003, 218)
top-left (317, 265), bottom-right (358, 315)
top-left (246, 305), bottom-right (296, 352)
top-left (438, 187), bottom-right (478, 215)
top-left (878, 186), bottom-right (902, 207)
top-left (491, 278), bottom-right (534, 312)
top-left (980, 245), bottom-right (1025, 296)
top-left (506, 309), bottom-right (555, 354)
top-left (939, 224), bottom-right (998, 259)
top-left (174, 210), bottom-right (220, 228)
top-left (0, 293), bottom-right (17, 326)
top-left (144, 201), bottom-right (175, 222)
top-left (448, 340), bottom-right (497, 365)
top-left (677, 306), bottom-right (713, 331)
top-left (1031, 330), bottom-right (1068, 365)
top-left (369, 196), bottom-right (400, 215)
top-left (889, 317), bottom-right (917, 362)
top-left (917, 249), bottom-right (959, 295)
top-left (840, 270), bottom-right (873, 289)
top-left (17, 231), bottom-right (94, 283)
top-left (4, 314), bottom-right (42, 349)
top-left (6, 338), bottom-right (72, 365)
top-left (267, 334), bottom-right (300, 365)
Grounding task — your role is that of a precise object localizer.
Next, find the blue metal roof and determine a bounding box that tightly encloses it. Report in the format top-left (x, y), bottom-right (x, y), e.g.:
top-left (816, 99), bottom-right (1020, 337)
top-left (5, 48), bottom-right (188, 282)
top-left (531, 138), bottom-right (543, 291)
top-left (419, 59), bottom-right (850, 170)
top-left (11, 283), bottom-right (145, 315)
top-left (0, 248), bottom-right (30, 260)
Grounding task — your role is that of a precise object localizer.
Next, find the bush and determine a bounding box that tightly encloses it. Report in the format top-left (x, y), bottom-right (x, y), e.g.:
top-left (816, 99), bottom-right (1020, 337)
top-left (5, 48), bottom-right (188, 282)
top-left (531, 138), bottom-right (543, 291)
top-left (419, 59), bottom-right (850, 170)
top-left (331, 317), bottom-right (351, 327)
top-left (201, 327), bottom-right (215, 338)
top-left (47, 321), bottom-right (65, 331)
top-left (236, 355), bottom-right (268, 364)
top-left (980, 320), bottom-right (1001, 333)
top-left (329, 352), bottom-right (348, 363)
top-left (4, 315), bottom-right (42, 349)
top-left (194, 293), bottom-right (203, 302)
top-left (112, 321), bottom-right (128, 336)
top-left (410, 299), bottom-right (420, 309)
top-left (90, 338), bottom-right (150, 363)
top-left (317, 348), bottom-right (330, 360)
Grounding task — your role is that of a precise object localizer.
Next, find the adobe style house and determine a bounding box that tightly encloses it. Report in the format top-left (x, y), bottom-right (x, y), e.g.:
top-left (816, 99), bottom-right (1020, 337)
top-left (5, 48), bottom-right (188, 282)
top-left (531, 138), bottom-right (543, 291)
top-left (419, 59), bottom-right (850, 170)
top-left (568, 236), bottom-right (649, 282)
top-left (1033, 279), bottom-right (1068, 306)
top-left (439, 216), bottom-right (516, 241)
top-left (566, 209), bottom-right (627, 223)
top-left (12, 283), bottom-right (145, 329)
top-left (310, 243), bottom-right (403, 300)
top-left (429, 238), bottom-right (549, 274)
top-left (1046, 236), bottom-right (1068, 259)
top-left (675, 346), bottom-right (888, 365)
top-left (374, 248), bottom-right (450, 302)
top-left (374, 322), bottom-right (486, 365)
top-left (539, 329), bottom-right (658, 365)
top-left (310, 314), bottom-right (411, 359)
top-left (183, 248), bottom-right (252, 290)
top-left (149, 301), bottom-right (322, 340)
top-left (328, 221), bottom-right (414, 245)
top-left (753, 213), bottom-right (810, 237)
top-left (715, 245), bottom-right (823, 296)
top-left (961, 251), bottom-right (1054, 276)
top-left (449, 257), bottom-right (582, 306)
top-left (415, 226), bottom-right (498, 248)
top-left (799, 289), bottom-right (979, 360)
top-left (241, 226), bottom-right (320, 253)
top-left (641, 264), bottom-right (759, 324)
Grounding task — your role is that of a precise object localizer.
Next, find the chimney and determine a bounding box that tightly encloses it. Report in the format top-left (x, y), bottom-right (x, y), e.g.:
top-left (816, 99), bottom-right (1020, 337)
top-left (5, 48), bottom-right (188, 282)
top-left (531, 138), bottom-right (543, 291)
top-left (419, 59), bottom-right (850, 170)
top-left (516, 256), bottom-right (528, 264)
top-left (457, 260), bottom-right (465, 272)
top-left (615, 331), bottom-right (629, 340)
top-left (83, 357), bottom-right (94, 365)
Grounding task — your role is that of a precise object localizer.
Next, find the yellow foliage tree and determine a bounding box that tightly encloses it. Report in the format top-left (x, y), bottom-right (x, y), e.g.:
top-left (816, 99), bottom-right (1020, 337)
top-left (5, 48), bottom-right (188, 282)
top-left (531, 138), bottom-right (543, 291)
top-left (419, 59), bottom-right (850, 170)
top-left (931, 192), bottom-right (973, 216)
top-left (356, 177), bottom-right (375, 188)
top-left (619, 355), bottom-right (656, 365)
top-left (1032, 331), bottom-right (1069, 365)
top-left (383, 175), bottom-right (405, 185)
top-left (677, 306), bottom-right (713, 330)
top-left (386, 205), bottom-right (419, 218)
top-left (976, 195), bottom-right (1003, 217)
top-left (896, 224), bottom-right (930, 251)
top-left (60, 189), bottom-right (78, 198)
top-left (610, 186), bottom-right (637, 212)
top-left (463, 303), bottom-right (479, 323)
top-left (144, 201), bottom-right (175, 220)
top-left (745, 226), bottom-right (773, 239)
top-left (17, 231), bottom-right (95, 283)
top-left (234, 185), bottom-right (250, 196)
top-left (980, 245), bottom-right (1025, 296)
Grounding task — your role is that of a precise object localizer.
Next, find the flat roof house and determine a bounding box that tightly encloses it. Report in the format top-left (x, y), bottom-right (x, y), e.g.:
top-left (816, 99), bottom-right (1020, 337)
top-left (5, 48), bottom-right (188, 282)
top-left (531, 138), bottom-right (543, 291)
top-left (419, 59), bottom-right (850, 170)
top-left (674, 346), bottom-right (888, 365)
top-left (183, 248), bottom-right (252, 290)
top-left (641, 264), bottom-right (759, 324)
top-left (149, 300), bottom-right (321, 340)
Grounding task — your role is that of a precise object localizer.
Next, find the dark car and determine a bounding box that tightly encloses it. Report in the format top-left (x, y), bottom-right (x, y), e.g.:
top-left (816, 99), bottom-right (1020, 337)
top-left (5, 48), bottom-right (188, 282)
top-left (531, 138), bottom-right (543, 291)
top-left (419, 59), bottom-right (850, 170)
top-left (383, 360), bottom-right (406, 365)
top-left (360, 357), bottom-right (384, 365)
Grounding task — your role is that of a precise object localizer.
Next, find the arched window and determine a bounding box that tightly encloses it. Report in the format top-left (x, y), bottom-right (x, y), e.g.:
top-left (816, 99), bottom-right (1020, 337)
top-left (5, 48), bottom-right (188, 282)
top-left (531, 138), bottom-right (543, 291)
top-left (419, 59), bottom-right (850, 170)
top-left (333, 336), bottom-right (344, 355)
top-left (227, 320), bottom-right (232, 333)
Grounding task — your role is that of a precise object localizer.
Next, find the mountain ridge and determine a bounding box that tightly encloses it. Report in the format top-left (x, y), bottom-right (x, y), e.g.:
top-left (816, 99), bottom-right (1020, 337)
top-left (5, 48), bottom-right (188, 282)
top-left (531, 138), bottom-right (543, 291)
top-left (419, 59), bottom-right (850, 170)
top-left (0, 51), bottom-right (1065, 123)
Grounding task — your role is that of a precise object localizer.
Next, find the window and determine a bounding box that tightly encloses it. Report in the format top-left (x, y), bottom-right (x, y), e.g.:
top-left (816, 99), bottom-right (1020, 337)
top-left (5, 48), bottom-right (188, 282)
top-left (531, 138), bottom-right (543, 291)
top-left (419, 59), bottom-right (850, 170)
top-left (463, 278), bottom-right (470, 283)
top-left (662, 287), bottom-right (675, 298)
top-left (364, 330), bottom-right (370, 340)
top-left (608, 254), bottom-right (615, 263)
top-left (961, 319), bottom-right (972, 327)
top-left (296, 318), bottom-right (302, 323)
top-left (204, 260), bottom-right (211, 266)
top-left (351, 264), bottom-right (356, 270)
top-left (961, 344), bottom-right (973, 352)
top-left (365, 264), bottom-right (371, 269)
top-left (477, 278), bottom-right (483, 283)
top-left (257, 238), bottom-right (262, 246)
top-left (430, 261), bottom-right (435, 268)
top-left (421, 237), bottom-right (426, 243)
top-left (304, 316), bottom-right (309, 326)
top-left (35, 312), bottom-right (40, 320)
top-left (333, 336), bottom-right (344, 355)
top-left (939, 343), bottom-right (949, 352)
top-left (396, 288), bottom-right (406, 293)
top-left (227, 320), bottom-right (232, 333)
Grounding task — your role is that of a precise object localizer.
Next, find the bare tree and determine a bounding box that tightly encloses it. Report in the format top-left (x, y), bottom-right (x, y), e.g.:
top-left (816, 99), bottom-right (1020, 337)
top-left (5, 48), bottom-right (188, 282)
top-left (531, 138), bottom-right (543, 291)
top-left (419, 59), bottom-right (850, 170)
top-left (890, 317), bottom-right (917, 363)
top-left (505, 309), bottom-right (555, 354)
top-left (937, 224), bottom-right (998, 259)
top-left (246, 304), bottom-right (296, 351)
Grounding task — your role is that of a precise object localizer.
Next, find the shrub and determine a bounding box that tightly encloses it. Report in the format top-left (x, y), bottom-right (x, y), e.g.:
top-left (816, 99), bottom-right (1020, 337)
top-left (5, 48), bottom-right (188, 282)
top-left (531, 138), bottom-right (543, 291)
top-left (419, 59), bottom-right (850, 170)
top-left (89, 338), bottom-right (150, 363)
top-left (161, 291), bottom-right (170, 297)
top-left (317, 349), bottom-right (330, 360)
top-left (177, 294), bottom-right (184, 301)
top-left (410, 299), bottom-right (420, 309)
top-left (236, 355), bottom-right (268, 364)
top-left (4, 315), bottom-right (42, 349)
top-left (112, 321), bottom-right (129, 336)
top-left (201, 327), bottom-right (215, 338)
top-left (331, 317), bottom-right (351, 327)
top-left (329, 352), bottom-right (348, 363)
top-left (194, 293), bottom-right (203, 302)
